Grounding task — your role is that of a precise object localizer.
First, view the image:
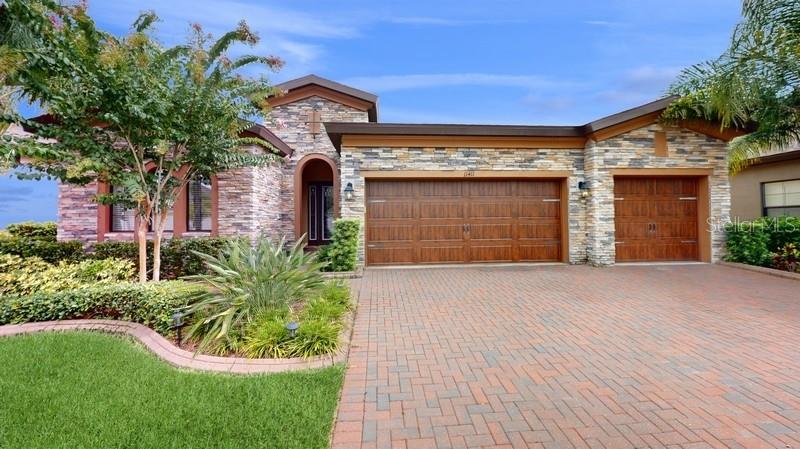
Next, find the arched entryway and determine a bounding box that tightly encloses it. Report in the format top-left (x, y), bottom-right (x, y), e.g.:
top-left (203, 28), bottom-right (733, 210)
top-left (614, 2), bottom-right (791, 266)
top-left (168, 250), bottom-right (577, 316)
top-left (294, 154), bottom-right (339, 246)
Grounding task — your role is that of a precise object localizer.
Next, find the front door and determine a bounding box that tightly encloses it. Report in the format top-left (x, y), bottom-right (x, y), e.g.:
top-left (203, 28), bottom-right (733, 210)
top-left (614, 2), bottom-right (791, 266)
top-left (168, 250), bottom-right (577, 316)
top-left (308, 182), bottom-right (334, 246)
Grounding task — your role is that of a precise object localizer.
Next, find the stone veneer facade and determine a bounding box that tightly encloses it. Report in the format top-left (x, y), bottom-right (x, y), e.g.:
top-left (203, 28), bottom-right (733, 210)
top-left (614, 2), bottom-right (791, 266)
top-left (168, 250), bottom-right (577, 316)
top-left (338, 125), bottom-right (729, 266)
top-left (55, 85), bottom-right (730, 267)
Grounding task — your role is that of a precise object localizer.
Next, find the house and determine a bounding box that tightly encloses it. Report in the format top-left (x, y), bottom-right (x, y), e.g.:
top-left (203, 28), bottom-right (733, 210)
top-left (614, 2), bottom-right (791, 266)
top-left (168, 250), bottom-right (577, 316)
top-left (730, 148), bottom-right (800, 220)
top-left (57, 74), bottom-right (741, 267)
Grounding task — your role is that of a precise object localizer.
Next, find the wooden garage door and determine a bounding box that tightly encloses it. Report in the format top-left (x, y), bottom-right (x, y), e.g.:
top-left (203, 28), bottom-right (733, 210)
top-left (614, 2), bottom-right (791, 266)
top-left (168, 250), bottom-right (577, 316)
top-left (365, 179), bottom-right (562, 265)
top-left (614, 177), bottom-right (699, 262)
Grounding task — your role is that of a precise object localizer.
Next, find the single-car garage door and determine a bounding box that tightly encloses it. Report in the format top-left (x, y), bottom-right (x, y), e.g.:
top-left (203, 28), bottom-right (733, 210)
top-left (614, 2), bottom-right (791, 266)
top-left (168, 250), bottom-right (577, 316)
top-left (365, 179), bottom-right (563, 265)
top-left (614, 177), bottom-right (699, 262)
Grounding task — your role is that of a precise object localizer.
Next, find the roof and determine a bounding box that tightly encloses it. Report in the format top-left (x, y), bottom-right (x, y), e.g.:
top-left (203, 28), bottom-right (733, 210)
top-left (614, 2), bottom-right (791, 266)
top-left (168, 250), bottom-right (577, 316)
top-left (747, 148), bottom-right (800, 166)
top-left (272, 74), bottom-right (379, 122)
top-left (23, 114), bottom-right (293, 157)
top-left (325, 96), bottom-right (681, 150)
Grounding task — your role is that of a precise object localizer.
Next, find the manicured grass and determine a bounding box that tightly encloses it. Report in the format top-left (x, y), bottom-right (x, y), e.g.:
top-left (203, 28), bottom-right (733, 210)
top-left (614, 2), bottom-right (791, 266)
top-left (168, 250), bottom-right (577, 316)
top-left (0, 332), bottom-right (344, 449)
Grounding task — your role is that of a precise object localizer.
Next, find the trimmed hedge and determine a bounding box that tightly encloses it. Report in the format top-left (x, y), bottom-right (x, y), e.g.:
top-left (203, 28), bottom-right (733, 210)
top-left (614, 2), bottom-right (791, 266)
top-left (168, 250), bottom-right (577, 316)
top-left (5, 221), bottom-right (57, 240)
top-left (0, 255), bottom-right (134, 296)
top-left (318, 219), bottom-right (360, 272)
top-left (0, 281), bottom-right (205, 334)
top-left (93, 237), bottom-right (233, 279)
top-left (0, 235), bottom-right (84, 263)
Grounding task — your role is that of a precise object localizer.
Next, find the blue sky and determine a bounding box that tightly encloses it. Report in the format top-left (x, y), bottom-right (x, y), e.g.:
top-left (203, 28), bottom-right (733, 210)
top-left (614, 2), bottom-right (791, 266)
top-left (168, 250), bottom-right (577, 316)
top-left (0, 0), bottom-right (741, 227)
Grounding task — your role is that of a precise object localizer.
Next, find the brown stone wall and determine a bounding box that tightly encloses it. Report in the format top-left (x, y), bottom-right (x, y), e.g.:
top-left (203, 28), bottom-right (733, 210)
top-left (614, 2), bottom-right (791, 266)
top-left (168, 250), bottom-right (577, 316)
top-left (57, 182), bottom-right (97, 244)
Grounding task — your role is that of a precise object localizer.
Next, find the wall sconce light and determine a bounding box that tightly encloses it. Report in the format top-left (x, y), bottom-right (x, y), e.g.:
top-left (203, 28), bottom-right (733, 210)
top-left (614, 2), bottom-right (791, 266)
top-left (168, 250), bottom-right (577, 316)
top-left (578, 181), bottom-right (590, 198)
top-left (344, 182), bottom-right (354, 201)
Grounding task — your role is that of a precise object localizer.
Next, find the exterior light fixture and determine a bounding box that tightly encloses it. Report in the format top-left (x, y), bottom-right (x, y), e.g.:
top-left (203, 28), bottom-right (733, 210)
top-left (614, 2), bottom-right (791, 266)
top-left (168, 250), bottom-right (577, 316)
top-left (578, 181), bottom-right (590, 198)
top-left (172, 311), bottom-right (185, 343)
top-left (285, 321), bottom-right (299, 338)
top-left (344, 182), bottom-right (355, 201)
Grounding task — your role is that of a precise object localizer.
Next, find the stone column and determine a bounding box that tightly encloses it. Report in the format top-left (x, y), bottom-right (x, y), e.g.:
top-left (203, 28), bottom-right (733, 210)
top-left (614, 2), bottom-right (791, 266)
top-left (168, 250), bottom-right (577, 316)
top-left (584, 141), bottom-right (616, 265)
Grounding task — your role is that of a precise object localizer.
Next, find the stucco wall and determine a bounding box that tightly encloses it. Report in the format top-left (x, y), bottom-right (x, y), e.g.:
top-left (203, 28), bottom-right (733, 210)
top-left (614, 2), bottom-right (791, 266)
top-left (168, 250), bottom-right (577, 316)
top-left (730, 159), bottom-right (800, 220)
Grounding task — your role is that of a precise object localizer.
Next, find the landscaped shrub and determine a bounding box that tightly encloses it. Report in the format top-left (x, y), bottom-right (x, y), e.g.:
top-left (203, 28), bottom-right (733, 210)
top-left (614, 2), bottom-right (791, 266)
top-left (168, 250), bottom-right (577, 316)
top-left (761, 216), bottom-right (800, 253)
top-left (318, 219), bottom-right (360, 272)
top-left (185, 235), bottom-right (325, 350)
top-left (725, 220), bottom-right (772, 266)
top-left (0, 234), bottom-right (84, 263)
top-left (772, 243), bottom-right (800, 272)
top-left (0, 255), bottom-right (134, 296)
top-left (285, 320), bottom-right (342, 359)
top-left (5, 221), bottom-right (57, 240)
top-left (92, 237), bottom-right (233, 279)
top-left (0, 281), bottom-right (205, 334)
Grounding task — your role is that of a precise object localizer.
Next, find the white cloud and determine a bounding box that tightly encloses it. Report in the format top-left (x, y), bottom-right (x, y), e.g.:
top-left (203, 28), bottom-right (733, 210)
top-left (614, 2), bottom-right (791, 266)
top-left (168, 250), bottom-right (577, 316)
top-left (583, 20), bottom-right (626, 28)
top-left (387, 16), bottom-right (525, 26)
top-left (342, 73), bottom-right (578, 92)
top-left (594, 65), bottom-right (682, 104)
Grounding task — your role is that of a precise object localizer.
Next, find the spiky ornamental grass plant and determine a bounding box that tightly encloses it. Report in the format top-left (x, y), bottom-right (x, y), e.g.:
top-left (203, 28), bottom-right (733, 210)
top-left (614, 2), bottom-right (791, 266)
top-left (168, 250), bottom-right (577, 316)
top-left (184, 235), bottom-right (326, 351)
top-left (0, 1), bottom-right (284, 282)
top-left (664, 0), bottom-right (800, 173)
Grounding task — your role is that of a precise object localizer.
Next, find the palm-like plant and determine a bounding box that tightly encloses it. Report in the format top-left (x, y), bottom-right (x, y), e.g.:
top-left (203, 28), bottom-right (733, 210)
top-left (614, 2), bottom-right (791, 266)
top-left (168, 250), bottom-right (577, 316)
top-left (664, 0), bottom-right (800, 173)
top-left (184, 235), bottom-right (325, 349)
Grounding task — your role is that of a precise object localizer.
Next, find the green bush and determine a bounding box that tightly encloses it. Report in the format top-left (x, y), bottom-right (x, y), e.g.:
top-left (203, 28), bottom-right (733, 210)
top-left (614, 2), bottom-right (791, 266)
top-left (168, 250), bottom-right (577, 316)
top-left (92, 237), bottom-right (233, 279)
top-left (242, 318), bottom-right (291, 358)
top-left (0, 234), bottom-right (84, 263)
top-left (5, 221), bottom-right (57, 240)
top-left (0, 281), bottom-right (205, 334)
top-left (772, 243), bottom-right (800, 272)
top-left (285, 320), bottom-right (341, 359)
top-left (725, 220), bottom-right (772, 266)
top-left (318, 280), bottom-right (351, 309)
top-left (0, 255), bottom-right (133, 296)
top-left (760, 216), bottom-right (800, 253)
top-left (318, 219), bottom-right (360, 272)
top-left (185, 235), bottom-right (325, 350)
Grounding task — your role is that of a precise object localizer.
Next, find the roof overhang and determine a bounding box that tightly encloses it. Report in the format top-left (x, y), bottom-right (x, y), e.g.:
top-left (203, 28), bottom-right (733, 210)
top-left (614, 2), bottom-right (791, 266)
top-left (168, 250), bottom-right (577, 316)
top-left (270, 75), bottom-right (379, 122)
top-left (325, 96), bottom-right (746, 151)
top-left (746, 148), bottom-right (800, 167)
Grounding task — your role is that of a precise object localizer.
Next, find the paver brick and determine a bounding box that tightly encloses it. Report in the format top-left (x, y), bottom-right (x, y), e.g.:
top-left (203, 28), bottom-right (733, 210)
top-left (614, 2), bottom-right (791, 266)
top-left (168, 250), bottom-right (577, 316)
top-left (331, 265), bottom-right (800, 448)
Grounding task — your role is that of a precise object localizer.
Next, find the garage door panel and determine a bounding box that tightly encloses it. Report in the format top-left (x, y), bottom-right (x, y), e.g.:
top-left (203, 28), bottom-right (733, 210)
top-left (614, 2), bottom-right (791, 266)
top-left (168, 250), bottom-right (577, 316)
top-left (470, 245), bottom-right (514, 262)
top-left (367, 181), bottom-right (415, 198)
top-left (419, 246), bottom-right (467, 263)
top-left (470, 223), bottom-right (513, 240)
top-left (468, 181), bottom-right (514, 197)
top-left (366, 179), bottom-right (563, 265)
top-left (368, 201), bottom-right (415, 219)
top-left (519, 201), bottom-right (560, 218)
top-left (419, 203), bottom-right (463, 219)
top-left (368, 246), bottom-right (415, 265)
top-left (469, 202), bottom-right (514, 219)
top-left (519, 223), bottom-right (559, 239)
top-left (367, 224), bottom-right (415, 242)
top-left (519, 243), bottom-right (560, 261)
top-left (419, 181), bottom-right (462, 197)
top-left (614, 177), bottom-right (699, 262)
top-left (419, 224), bottom-right (463, 241)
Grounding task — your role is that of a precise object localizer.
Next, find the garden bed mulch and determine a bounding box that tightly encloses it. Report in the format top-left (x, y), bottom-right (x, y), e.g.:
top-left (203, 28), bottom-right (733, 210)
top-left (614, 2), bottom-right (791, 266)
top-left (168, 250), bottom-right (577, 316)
top-left (0, 317), bottom-right (354, 374)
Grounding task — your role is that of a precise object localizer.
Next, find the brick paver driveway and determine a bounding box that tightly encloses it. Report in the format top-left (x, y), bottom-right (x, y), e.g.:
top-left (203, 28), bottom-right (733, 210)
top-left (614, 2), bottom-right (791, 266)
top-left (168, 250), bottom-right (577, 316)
top-left (331, 264), bottom-right (800, 449)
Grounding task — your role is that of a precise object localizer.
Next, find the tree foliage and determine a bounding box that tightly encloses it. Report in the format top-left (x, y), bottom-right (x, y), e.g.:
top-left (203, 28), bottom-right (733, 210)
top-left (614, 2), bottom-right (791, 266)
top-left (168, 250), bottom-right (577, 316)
top-left (0, 0), bottom-right (284, 281)
top-left (664, 0), bottom-right (800, 172)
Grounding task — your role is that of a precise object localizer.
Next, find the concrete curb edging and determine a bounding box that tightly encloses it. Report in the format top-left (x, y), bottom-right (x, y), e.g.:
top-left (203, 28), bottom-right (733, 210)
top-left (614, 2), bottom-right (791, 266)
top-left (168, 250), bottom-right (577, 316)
top-left (719, 261), bottom-right (800, 281)
top-left (0, 319), bottom-right (352, 375)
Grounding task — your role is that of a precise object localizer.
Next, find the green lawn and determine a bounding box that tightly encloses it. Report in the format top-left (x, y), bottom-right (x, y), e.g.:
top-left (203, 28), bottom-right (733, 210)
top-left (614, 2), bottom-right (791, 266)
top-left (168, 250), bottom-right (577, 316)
top-left (0, 332), bottom-right (344, 449)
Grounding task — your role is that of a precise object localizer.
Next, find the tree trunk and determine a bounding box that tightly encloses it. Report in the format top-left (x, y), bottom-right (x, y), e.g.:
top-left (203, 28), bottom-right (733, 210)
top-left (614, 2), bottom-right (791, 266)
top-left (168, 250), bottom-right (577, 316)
top-left (136, 217), bottom-right (149, 283)
top-left (152, 207), bottom-right (171, 282)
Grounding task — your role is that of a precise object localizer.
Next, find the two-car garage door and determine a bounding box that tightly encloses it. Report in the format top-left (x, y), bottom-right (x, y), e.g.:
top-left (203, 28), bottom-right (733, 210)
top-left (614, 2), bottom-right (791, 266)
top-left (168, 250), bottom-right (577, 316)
top-left (365, 179), bottom-right (563, 265)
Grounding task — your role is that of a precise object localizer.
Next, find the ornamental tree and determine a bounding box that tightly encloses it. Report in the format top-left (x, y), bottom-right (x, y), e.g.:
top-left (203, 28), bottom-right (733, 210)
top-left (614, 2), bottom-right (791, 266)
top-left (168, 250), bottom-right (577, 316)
top-left (0, 0), bottom-right (283, 281)
top-left (664, 0), bottom-right (800, 172)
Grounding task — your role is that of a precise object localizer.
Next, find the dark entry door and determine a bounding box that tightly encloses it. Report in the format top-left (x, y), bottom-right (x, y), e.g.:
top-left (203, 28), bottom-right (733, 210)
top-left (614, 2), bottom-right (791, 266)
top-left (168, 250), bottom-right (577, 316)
top-left (308, 182), bottom-right (334, 246)
top-left (614, 177), bottom-right (699, 262)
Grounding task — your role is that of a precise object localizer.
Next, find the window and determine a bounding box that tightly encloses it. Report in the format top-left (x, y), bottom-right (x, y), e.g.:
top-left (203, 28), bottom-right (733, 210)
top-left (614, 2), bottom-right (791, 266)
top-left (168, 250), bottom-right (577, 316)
top-left (149, 208), bottom-right (174, 232)
top-left (763, 179), bottom-right (800, 217)
top-left (110, 186), bottom-right (136, 232)
top-left (187, 178), bottom-right (212, 231)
